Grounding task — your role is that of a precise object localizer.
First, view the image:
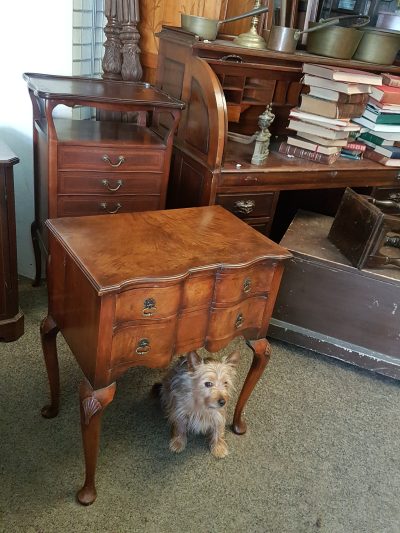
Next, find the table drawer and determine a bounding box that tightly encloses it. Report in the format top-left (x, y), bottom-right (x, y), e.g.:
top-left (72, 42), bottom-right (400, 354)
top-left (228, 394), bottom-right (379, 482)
top-left (115, 285), bottom-right (181, 323)
top-left (111, 319), bottom-right (176, 369)
top-left (208, 296), bottom-right (267, 341)
top-left (58, 171), bottom-right (163, 195)
top-left (58, 146), bottom-right (165, 172)
top-left (216, 192), bottom-right (277, 218)
top-left (214, 262), bottom-right (274, 305)
top-left (57, 195), bottom-right (161, 216)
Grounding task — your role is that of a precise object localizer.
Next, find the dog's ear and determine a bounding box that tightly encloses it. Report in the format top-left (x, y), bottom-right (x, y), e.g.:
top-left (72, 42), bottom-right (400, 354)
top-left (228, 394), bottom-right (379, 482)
top-left (186, 351), bottom-right (203, 371)
top-left (223, 350), bottom-right (240, 367)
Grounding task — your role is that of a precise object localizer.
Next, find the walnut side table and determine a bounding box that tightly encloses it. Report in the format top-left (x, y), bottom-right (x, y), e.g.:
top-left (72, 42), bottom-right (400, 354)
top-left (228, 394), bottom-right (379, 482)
top-left (41, 205), bottom-right (291, 505)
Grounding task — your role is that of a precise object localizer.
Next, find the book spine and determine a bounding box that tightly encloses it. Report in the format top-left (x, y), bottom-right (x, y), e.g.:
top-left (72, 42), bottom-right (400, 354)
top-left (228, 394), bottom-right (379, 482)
top-left (335, 103), bottom-right (367, 119)
top-left (278, 142), bottom-right (338, 165)
top-left (382, 73), bottom-right (400, 88)
top-left (363, 148), bottom-right (388, 165)
top-left (344, 141), bottom-right (367, 152)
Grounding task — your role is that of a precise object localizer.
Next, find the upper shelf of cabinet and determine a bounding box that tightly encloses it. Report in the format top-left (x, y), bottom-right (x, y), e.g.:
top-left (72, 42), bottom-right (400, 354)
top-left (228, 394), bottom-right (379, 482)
top-left (23, 73), bottom-right (186, 110)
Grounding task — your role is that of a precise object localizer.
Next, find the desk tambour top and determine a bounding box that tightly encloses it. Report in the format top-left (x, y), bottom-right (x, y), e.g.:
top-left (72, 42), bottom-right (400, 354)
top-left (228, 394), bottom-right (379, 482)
top-left (46, 205), bottom-right (291, 294)
top-left (23, 72), bottom-right (185, 109)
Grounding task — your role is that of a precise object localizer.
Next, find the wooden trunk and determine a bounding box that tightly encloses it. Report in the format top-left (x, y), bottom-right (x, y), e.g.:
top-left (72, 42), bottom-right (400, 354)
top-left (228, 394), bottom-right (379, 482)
top-left (269, 210), bottom-right (400, 380)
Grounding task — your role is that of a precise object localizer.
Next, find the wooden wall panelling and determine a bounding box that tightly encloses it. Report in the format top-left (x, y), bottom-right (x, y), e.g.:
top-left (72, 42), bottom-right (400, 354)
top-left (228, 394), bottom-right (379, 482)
top-left (139, 0), bottom-right (224, 83)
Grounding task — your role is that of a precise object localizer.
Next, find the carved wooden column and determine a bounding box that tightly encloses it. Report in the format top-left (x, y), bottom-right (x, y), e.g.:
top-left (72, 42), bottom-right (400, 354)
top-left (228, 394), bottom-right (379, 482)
top-left (102, 0), bottom-right (123, 80)
top-left (120, 0), bottom-right (143, 81)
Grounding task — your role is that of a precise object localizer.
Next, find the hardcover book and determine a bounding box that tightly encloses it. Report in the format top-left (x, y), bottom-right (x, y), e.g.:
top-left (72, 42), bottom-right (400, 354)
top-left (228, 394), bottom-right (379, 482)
top-left (381, 73), bottom-right (400, 88)
top-left (278, 142), bottom-right (340, 165)
top-left (294, 132), bottom-right (349, 147)
top-left (363, 147), bottom-right (400, 167)
top-left (362, 108), bottom-right (400, 125)
top-left (358, 131), bottom-right (397, 146)
top-left (370, 85), bottom-right (400, 105)
top-left (288, 119), bottom-right (350, 140)
top-left (287, 135), bottom-right (341, 155)
top-left (302, 64), bottom-right (382, 85)
top-left (306, 86), bottom-right (370, 104)
top-left (299, 94), bottom-right (366, 119)
top-left (352, 115), bottom-right (400, 132)
top-left (303, 74), bottom-right (372, 95)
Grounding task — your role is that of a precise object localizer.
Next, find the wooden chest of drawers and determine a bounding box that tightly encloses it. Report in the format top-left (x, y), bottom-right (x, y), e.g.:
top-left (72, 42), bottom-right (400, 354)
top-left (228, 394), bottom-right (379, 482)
top-left (24, 73), bottom-right (184, 285)
top-left (0, 142), bottom-right (24, 341)
top-left (41, 205), bottom-right (291, 504)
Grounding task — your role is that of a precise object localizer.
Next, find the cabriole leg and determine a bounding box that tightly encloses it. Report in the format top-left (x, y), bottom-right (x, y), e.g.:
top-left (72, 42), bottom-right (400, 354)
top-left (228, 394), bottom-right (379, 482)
top-left (232, 338), bottom-right (271, 435)
top-left (40, 315), bottom-right (60, 418)
top-left (77, 379), bottom-right (116, 506)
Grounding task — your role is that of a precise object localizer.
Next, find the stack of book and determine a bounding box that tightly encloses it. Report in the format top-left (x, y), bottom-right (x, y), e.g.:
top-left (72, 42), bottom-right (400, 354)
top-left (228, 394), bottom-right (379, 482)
top-left (353, 74), bottom-right (400, 167)
top-left (280, 64), bottom-right (383, 165)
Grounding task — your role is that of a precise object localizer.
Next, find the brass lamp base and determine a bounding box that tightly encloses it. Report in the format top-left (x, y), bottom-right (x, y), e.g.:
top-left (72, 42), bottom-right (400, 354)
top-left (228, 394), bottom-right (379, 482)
top-left (233, 27), bottom-right (267, 49)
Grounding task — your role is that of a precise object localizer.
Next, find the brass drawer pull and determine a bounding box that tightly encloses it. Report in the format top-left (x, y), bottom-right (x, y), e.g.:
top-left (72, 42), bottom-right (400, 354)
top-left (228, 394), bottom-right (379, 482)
top-left (143, 297), bottom-right (157, 316)
top-left (101, 179), bottom-right (123, 192)
top-left (136, 338), bottom-right (150, 355)
top-left (220, 54), bottom-right (243, 63)
top-left (389, 192), bottom-right (400, 203)
top-left (102, 154), bottom-right (125, 167)
top-left (243, 278), bottom-right (252, 293)
top-left (235, 313), bottom-right (244, 329)
top-left (234, 199), bottom-right (255, 215)
top-left (100, 202), bottom-right (122, 214)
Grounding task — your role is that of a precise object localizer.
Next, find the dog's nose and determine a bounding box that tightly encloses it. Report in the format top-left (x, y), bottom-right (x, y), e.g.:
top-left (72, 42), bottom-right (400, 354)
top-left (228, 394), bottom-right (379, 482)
top-left (218, 399), bottom-right (226, 407)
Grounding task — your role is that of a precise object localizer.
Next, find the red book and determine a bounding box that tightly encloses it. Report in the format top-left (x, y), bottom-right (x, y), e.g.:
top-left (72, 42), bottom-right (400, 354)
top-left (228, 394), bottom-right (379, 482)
top-left (364, 147), bottom-right (400, 167)
top-left (370, 85), bottom-right (400, 105)
top-left (344, 141), bottom-right (367, 152)
top-left (278, 142), bottom-right (340, 165)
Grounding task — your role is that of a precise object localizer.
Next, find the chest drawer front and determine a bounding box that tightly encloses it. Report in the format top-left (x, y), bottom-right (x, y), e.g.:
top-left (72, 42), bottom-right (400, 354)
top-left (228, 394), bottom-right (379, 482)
top-left (216, 192), bottom-right (276, 218)
top-left (207, 296), bottom-right (267, 342)
top-left (57, 195), bottom-right (161, 217)
top-left (111, 320), bottom-right (176, 369)
top-left (58, 146), bottom-right (165, 172)
top-left (115, 285), bottom-right (181, 322)
top-left (214, 263), bottom-right (274, 305)
top-left (58, 171), bottom-right (163, 195)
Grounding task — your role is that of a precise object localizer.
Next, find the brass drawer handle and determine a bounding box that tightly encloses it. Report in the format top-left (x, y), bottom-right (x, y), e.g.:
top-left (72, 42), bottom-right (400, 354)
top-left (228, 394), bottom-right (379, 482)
top-left (234, 199), bottom-right (255, 215)
top-left (389, 192), bottom-right (400, 203)
top-left (101, 178), bottom-right (123, 192)
top-left (235, 313), bottom-right (244, 329)
top-left (136, 338), bottom-right (150, 355)
top-left (243, 278), bottom-right (251, 293)
top-left (384, 235), bottom-right (400, 248)
top-left (143, 297), bottom-right (157, 317)
top-left (100, 202), bottom-right (122, 214)
top-left (220, 54), bottom-right (243, 63)
top-left (102, 154), bottom-right (125, 167)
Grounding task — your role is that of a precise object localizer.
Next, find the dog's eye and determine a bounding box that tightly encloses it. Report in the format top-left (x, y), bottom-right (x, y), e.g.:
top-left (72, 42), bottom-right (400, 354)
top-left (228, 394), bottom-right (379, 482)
top-left (204, 381), bottom-right (213, 388)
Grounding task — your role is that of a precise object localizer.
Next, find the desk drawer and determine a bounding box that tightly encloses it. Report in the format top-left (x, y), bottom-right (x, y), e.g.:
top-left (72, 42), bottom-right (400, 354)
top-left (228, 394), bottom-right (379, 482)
top-left (58, 171), bottom-right (163, 195)
top-left (216, 192), bottom-right (277, 218)
top-left (58, 146), bottom-right (165, 172)
top-left (57, 195), bottom-right (161, 216)
top-left (111, 320), bottom-right (175, 369)
top-left (115, 285), bottom-right (181, 322)
top-left (214, 263), bottom-right (274, 305)
top-left (208, 296), bottom-right (267, 341)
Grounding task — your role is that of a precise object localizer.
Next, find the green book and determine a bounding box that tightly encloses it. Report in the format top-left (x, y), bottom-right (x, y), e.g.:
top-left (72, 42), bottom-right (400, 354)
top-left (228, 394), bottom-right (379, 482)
top-left (358, 131), bottom-right (395, 146)
top-left (363, 108), bottom-right (400, 125)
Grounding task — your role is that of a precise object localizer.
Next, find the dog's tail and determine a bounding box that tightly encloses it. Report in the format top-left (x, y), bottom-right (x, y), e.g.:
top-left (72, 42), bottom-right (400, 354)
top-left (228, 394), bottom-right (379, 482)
top-left (150, 382), bottom-right (162, 399)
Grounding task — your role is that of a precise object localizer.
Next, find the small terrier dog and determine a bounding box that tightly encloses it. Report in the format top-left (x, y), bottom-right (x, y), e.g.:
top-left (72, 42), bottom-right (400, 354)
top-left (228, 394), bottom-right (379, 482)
top-left (155, 350), bottom-right (239, 458)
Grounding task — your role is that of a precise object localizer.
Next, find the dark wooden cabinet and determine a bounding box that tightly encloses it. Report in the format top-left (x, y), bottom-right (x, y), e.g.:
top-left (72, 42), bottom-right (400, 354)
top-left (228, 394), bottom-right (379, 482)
top-left (155, 27), bottom-right (400, 239)
top-left (24, 73), bottom-right (184, 285)
top-left (0, 142), bottom-right (24, 341)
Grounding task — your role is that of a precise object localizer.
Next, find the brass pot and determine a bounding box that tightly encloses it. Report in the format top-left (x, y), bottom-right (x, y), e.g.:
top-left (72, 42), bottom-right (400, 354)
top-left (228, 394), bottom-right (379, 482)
top-left (181, 5), bottom-right (268, 41)
top-left (306, 15), bottom-right (369, 60)
top-left (352, 28), bottom-right (400, 65)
